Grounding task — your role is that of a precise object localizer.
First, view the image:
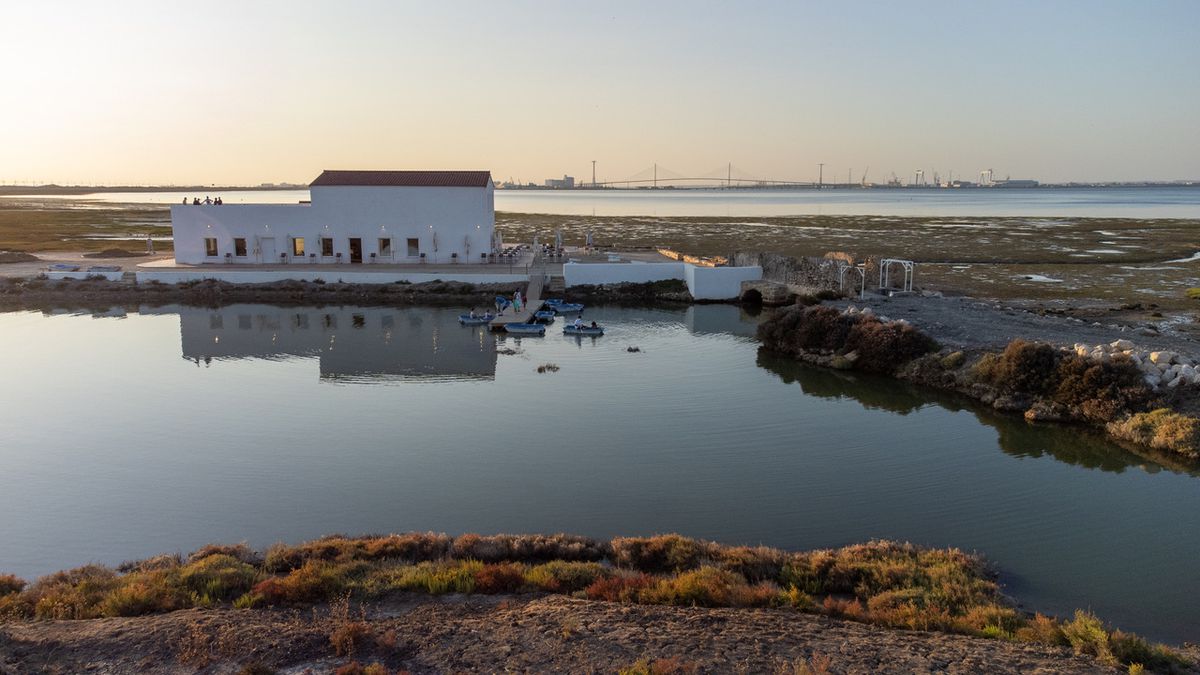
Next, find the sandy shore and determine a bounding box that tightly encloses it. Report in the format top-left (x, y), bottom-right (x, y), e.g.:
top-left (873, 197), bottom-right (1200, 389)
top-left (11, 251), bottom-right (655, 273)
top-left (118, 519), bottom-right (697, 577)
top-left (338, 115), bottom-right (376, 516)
top-left (0, 595), bottom-right (1132, 674)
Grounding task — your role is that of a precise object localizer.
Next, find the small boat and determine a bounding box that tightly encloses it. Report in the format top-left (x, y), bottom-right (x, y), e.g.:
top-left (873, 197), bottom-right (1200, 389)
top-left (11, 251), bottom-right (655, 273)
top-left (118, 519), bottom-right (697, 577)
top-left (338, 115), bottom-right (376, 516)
top-left (87, 265), bottom-right (121, 273)
top-left (48, 263), bottom-right (81, 272)
top-left (458, 313), bottom-right (494, 325)
top-left (504, 323), bottom-right (546, 335)
top-left (544, 298), bottom-right (564, 305)
top-left (533, 310), bottom-right (557, 323)
top-left (550, 302), bottom-right (585, 314)
top-left (564, 324), bottom-right (605, 336)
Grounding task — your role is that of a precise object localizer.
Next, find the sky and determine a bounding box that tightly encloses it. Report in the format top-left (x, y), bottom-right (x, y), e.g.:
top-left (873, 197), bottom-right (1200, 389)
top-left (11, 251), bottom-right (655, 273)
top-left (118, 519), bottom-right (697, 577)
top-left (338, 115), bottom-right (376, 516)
top-left (0, 0), bottom-right (1197, 186)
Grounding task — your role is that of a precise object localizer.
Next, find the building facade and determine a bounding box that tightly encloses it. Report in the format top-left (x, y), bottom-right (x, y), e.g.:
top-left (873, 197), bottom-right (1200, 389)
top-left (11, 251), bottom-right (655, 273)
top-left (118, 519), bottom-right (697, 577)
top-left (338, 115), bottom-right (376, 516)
top-left (170, 170), bottom-right (495, 265)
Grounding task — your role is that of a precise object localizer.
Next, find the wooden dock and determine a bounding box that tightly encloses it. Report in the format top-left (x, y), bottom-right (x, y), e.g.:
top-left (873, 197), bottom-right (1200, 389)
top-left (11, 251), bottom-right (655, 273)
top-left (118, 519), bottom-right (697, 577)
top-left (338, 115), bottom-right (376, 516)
top-left (489, 272), bottom-right (545, 330)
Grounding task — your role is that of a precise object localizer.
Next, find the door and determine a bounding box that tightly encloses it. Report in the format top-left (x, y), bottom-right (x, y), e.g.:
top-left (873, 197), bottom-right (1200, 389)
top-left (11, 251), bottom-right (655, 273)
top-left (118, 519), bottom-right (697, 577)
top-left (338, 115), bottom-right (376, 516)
top-left (349, 238), bottom-right (363, 264)
top-left (259, 237), bottom-right (276, 263)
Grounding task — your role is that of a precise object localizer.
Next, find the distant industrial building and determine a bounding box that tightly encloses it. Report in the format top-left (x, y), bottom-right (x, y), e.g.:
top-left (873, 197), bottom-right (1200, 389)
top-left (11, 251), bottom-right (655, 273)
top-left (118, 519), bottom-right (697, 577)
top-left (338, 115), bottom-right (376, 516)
top-left (544, 175), bottom-right (575, 189)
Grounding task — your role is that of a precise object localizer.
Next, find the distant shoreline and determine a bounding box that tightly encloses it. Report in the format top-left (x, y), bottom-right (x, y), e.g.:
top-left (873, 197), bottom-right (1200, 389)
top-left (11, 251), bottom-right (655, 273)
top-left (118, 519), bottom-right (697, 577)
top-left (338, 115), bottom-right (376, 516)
top-left (1, 183), bottom-right (1198, 196)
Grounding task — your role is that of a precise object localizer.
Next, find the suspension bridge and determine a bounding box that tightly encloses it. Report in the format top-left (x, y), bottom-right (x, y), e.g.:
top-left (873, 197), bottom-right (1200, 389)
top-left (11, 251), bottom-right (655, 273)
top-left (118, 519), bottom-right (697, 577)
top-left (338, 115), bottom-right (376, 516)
top-left (589, 164), bottom-right (854, 189)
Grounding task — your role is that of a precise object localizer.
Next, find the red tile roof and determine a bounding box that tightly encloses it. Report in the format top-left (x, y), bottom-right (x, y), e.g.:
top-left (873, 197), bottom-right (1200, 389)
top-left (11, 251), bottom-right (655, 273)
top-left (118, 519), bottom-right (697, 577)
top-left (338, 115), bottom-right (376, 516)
top-left (310, 170), bottom-right (492, 188)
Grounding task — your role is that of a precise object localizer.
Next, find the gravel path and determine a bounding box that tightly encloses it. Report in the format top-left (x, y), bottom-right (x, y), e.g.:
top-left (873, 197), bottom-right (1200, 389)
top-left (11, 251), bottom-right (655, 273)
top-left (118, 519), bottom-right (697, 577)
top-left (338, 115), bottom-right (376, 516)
top-left (0, 595), bottom-right (1125, 674)
top-left (837, 293), bottom-right (1200, 360)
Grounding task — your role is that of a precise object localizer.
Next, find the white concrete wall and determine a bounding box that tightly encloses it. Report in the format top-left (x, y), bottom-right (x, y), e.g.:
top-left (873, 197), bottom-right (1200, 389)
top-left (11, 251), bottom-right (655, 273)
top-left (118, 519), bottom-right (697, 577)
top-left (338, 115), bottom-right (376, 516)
top-left (685, 265), bottom-right (764, 300)
top-left (135, 268), bottom-right (526, 285)
top-left (563, 262), bottom-right (686, 287)
top-left (563, 261), bottom-right (761, 300)
top-left (171, 182), bottom-right (494, 266)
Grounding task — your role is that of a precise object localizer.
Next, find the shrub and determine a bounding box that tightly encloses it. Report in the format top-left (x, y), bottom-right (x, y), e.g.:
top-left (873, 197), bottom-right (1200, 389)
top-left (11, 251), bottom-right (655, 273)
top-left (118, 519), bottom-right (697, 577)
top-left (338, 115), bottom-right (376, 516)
top-left (779, 585), bottom-right (815, 610)
top-left (1108, 409), bottom-right (1200, 458)
top-left (756, 305), bottom-right (937, 373)
top-left (940, 351), bottom-right (966, 369)
top-left (187, 543), bottom-right (261, 566)
top-left (845, 318), bottom-right (939, 373)
top-left (712, 545), bottom-right (787, 583)
top-left (330, 620), bottom-right (372, 657)
top-left (0, 574), bottom-right (25, 596)
top-left (389, 561), bottom-right (481, 595)
top-left (1014, 613), bottom-right (1066, 646)
top-left (584, 573), bottom-right (655, 602)
top-left (251, 560), bottom-right (356, 605)
top-left (178, 554), bottom-right (260, 604)
top-left (610, 535), bottom-right (708, 573)
top-left (26, 565), bottom-right (121, 620)
top-left (101, 577), bottom-right (186, 617)
top-left (524, 561), bottom-right (607, 593)
top-left (1062, 610), bottom-right (1113, 663)
top-left (641, 567), bottom-right (765, 608)
top-left (449, 533), bottom-right (605, 563)
top-left (985, 339), bottom-right (1059, 395)
top-left (473, 563), bottom-right (527, 593)
top-left (236, 664), bottom-right (276, 675)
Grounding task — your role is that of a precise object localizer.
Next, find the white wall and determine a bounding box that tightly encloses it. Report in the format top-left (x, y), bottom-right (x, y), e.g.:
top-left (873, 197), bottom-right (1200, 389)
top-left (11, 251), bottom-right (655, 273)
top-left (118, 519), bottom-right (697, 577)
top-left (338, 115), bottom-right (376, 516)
top-left (563, 262), bottom-right (761, 300)
top-left (563, 262), bottom-right (686, 287)
top-left (135, 268), bottom-right (526, 285)
top-left (171, 183), bottom-right (494, 266)
top-left (685, 265), bottom-right (764, 300)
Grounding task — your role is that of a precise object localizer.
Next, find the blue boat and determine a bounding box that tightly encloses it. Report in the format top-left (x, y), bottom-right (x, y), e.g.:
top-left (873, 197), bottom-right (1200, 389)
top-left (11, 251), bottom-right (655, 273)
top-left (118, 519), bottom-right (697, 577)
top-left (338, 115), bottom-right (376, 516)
top-left (458, 313), bottom-right (494, 325)
top-left (48, 263), bottom-right (81, 272)
top-left (533, 310), bottom-right (557, 323)
top-left (504, 323), bottom-right (546, 335)
top-left (550, 302), bottom-right (585, 314)
top-left (563, 324), bottom-right (604, 336)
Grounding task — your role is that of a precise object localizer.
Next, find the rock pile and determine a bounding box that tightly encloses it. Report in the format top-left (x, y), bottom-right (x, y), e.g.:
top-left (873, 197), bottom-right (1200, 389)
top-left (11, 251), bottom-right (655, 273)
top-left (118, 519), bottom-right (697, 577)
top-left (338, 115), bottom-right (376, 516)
top-left (1074, 340), bottom-right (1198, 390)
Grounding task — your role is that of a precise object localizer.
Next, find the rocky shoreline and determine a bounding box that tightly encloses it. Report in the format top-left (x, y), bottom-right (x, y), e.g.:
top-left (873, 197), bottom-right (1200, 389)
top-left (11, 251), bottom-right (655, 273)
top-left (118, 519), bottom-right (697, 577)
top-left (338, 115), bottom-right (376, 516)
top-left (0, 277), bottom-right (699, 313)
top-left (758, 301), bottom-right (1200, 462)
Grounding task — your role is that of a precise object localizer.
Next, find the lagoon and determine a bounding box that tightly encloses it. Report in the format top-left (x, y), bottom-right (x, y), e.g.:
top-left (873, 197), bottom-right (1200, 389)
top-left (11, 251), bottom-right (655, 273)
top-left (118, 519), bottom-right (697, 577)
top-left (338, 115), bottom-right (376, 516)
top-left (0, 304), bottom-right (1198, 642)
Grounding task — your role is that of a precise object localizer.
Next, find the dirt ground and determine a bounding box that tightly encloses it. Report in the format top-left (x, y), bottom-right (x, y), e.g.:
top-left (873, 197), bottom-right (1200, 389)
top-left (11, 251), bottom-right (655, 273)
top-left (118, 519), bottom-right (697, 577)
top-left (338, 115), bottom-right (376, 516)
top-left (0, 594), bottom-right (1132, 675)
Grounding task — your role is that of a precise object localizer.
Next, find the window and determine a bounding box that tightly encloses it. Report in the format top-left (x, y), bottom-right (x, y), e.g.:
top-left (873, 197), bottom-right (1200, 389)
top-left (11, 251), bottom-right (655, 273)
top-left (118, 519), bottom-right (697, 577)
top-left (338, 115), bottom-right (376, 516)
top-left (204, 237), bottom-right (218, 257)
top-left (379, 238), bottom-right (392, 257)
top-left (406, 237), bottom-right (420, 256)
top-left (321, 237), bottom-right (334, 256)
top-left (292, 237), bottom-right (305, 256)
top-left (234, 238), bottom-right (247, 257)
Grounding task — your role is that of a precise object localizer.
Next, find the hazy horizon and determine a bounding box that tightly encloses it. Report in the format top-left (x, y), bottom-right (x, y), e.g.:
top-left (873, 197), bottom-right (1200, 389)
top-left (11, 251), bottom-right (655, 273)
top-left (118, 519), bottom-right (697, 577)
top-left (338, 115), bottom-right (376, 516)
top-left (2, 1), bottom-right (1197, 186)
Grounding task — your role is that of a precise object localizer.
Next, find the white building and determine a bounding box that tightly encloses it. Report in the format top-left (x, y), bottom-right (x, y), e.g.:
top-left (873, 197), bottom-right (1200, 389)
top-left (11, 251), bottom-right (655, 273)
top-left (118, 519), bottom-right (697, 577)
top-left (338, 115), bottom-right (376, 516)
top-left (544, 175), bottom-right (575, 188)
top-left (170, 170), bottom-right (495, 265)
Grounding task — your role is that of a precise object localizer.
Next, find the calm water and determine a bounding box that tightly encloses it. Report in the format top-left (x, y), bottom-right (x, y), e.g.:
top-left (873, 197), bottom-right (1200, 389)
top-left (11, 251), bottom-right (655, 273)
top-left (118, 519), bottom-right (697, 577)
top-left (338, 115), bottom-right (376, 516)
top-left (1, 304), bottom-right (1198, 642)
top-left (9, 186), bottom-right (1200, 218)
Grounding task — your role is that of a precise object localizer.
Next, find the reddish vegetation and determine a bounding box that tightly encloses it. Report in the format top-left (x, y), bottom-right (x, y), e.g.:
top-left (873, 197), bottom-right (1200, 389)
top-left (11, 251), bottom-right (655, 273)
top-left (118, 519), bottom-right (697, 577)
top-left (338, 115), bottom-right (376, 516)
top-left (757, 305), bottom-right (939, 373)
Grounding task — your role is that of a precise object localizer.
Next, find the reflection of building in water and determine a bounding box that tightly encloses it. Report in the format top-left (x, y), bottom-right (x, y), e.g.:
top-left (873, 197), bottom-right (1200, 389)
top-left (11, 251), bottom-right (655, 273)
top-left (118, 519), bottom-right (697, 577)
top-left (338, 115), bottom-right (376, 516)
top-left (174, 305), bottom-right (496, 382)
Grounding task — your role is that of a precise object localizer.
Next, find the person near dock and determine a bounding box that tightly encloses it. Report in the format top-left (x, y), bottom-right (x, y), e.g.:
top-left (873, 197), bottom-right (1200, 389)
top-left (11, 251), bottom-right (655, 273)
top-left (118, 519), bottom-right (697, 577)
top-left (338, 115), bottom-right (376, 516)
top-left (145, 234), bottom-right (154, 254)
top-left (513, 292), bottom-right (522, 312)
top-left (203, 196), bottom-right (212, 205)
